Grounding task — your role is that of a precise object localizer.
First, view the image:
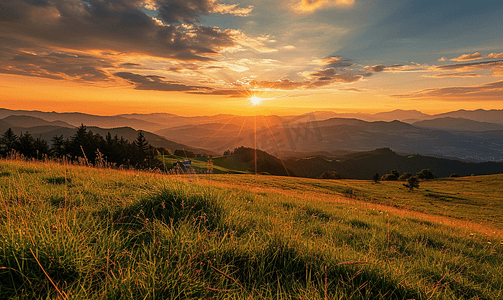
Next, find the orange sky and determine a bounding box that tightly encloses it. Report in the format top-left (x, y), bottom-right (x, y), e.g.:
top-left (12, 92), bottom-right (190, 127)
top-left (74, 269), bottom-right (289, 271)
top-left (1, 0), bottom-right (502, 116)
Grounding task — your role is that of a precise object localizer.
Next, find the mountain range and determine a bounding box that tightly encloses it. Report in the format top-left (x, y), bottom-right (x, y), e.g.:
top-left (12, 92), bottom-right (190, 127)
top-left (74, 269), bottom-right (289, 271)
top-left (1, 108), bottom-right (503, 162)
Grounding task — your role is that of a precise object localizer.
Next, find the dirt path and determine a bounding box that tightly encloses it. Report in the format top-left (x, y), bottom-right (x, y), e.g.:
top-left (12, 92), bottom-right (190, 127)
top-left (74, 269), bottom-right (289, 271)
top-left (195, 178), bottom-right (503, 239)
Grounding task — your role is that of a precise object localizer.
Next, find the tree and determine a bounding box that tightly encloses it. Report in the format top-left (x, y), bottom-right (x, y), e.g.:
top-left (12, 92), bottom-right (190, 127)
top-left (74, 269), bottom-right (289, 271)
top-left (319, 171), bottom-right (341, 179)
top-left (372, 173), bottom-right (380, 183)
top-left (416, 169), bottom-right (435, 180)
top-left (381, 169), bottom-right (400, 181)
top-left (0, 128), bottom-right (18, 156)
top-left (34, 137), bottom-right (49, 158)
top-left (223, 149), bottom-right (231, 156)
top-left (18, 132), bottom-right (36, 158)
top-left (398, 172), bottom-right (413, 181)
top-left (133, 131), bottom-right (150, 161)
top-left (50, 135), bottom-right (66, 157)
top-left (174, 149), bottom-right (195, 158)
top-left (403, 176), bottom-right (420, 190)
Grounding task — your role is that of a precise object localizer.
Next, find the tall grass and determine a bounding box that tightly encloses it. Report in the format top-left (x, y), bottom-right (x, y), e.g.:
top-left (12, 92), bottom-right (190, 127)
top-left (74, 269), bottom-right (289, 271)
top-left (1, 159), bottom-right (502, 299)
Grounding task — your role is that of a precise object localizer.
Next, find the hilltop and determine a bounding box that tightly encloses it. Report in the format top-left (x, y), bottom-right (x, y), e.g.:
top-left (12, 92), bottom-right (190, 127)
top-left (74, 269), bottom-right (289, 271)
top-left (0, 159), bottom-right (502, 299)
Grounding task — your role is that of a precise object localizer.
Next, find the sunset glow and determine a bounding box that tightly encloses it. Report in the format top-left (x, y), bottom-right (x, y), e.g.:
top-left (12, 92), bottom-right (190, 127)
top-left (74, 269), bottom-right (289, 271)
top-left (249, 96), bottom-right (263, 106)
top-left (0, 1), bottom-right (502, 116)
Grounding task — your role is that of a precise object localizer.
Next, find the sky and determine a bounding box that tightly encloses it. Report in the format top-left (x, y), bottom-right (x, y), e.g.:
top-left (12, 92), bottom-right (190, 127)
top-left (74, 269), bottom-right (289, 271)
top-left (1, 0), bottom-right (503, 116)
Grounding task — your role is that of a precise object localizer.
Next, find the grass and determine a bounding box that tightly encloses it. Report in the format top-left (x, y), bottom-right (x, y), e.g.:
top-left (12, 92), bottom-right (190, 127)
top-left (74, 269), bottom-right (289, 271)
top-left (204, 174), bottom-right (503, 230)
top-left (1, 159), bottom-right (502, 299)
top-left (158, 155), bottom-right (251, 174)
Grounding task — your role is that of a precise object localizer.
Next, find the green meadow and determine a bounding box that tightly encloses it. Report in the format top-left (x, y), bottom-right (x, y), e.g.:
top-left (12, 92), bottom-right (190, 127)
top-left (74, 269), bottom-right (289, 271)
top-left (1, 160), bottom-right (502, 299)
top-left (159, 155), bottom-right (251, 174)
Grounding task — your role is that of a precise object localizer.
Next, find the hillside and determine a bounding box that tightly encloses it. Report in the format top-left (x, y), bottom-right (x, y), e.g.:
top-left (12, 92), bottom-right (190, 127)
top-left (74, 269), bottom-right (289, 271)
top-left (413, 117), bottom-right (503, 132)
top-left (0, 159), bottom-right (501, 299)
top-left (0, 120), bottom-right (214, 156)
top-left (1, 115), bottom-right (75, 128)
top-left (3, 108), bottom-right (503, 162)
top-left (0, 108), bottom-right (165, 131)
top-left (154, 117), bottom-right (503, 162)
top-left (435, 109), bottom-right (503, 124)
top-left (285, 148), bottom-right (503, 179)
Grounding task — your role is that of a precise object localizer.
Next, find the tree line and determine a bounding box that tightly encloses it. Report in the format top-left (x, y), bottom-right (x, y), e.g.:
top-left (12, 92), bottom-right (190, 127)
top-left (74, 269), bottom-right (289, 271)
top-left (0, 125), bottom-right (166, 169)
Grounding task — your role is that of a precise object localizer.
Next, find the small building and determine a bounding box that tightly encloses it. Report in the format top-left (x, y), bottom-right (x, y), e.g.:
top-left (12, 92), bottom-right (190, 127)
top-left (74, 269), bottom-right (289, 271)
top-left (173, 159), bottom-right (192, 169)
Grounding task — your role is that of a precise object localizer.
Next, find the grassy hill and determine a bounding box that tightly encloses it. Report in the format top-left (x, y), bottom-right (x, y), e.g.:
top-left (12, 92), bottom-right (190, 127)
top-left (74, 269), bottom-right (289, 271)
top-left (158, 155), bottom-right (251, 174)
top-left (1, 159), bottom-right (502, 299)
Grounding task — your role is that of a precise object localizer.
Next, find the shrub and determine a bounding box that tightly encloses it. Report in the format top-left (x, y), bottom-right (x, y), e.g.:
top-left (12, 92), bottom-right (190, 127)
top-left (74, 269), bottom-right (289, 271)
top-left (416, 169), bottom-right (435, 180)
top-left (372, 172), bottom-right (380, 183)
top-left (319, 171), bottom-right (341, 179)
top-left (381, 169), bottom-right (400, 181)
top-left (398, 172), bottom-right (412, 181)
top-left (450, 173), bottom-right (460, 178)
top-left (403, 176), bottom-right (420, 190)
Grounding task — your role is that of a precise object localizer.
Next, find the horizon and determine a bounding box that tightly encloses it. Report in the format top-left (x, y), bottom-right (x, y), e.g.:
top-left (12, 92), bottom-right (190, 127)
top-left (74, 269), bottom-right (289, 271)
top-left (2, 106), bottom-right (502, 118)
top-left (1, 1), bottom-right (502, 116)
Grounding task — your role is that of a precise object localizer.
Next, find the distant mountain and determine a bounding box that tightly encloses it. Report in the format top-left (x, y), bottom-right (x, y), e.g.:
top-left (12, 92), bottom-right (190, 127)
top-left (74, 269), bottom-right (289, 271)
top-left (413, 117), bottom-right (503, 132)
top-left (221, 147), bottom-right (295, 176)
top-left (434, 109), bottom-right (503, 125)
top-left (0, 108), bottom-right (164, 132)
top-left (285, 148), bottom-right (503, 179)
top-left (1, 115), bottom-right (74, 128)
top-left (370, 109), bottom-right (432, 122)
top-left (152, 116), bottom-right (503, 162)
top-left (3, 107), bottom-right (503, 162)
top-left (0, 123), bottom-right (214, 155)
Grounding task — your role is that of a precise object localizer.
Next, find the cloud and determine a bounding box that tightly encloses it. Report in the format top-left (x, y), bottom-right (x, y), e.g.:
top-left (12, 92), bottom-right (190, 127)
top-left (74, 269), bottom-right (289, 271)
top-left (0, 38), bottom-right (115, 83)
top-left (187, 89), bottom-right (245, 97)
top-left (392, 80), bottom-right (503, 100)
top-left (307, 67), bottom-right (365, 84)
top-left (223, 30), bottom-right (279, 53)
top-left (294, 0), bottom-right (355, 13)
top-left (157, 0), bottom-right (253, 25)
top-left (313, 56), bottom-right (354, 68)
top-left (0, 0), bottom-right (253, 62)
top-left (249, 79), bottom-right (305, 90)
top-left (115, 71), bottom-right (210, 91)
top-left (367, 59), bottom-right (503, 77)
top-left (282, 45), bottom-right (296, 50)
top-left (434, 60), bottom-right (503, 76)
top-left (364, 63), bottom-right (429, 73)
top-left (450, 52), bottom-right (484, 62)
top-left (450, 52), bottom-right (503, 62)
top-left (422, 73), bottom-right (484, 78)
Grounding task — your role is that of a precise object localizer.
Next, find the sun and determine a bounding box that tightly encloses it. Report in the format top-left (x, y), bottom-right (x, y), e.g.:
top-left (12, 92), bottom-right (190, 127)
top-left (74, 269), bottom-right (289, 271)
top-left (249, 96), bottom-right (263, 106)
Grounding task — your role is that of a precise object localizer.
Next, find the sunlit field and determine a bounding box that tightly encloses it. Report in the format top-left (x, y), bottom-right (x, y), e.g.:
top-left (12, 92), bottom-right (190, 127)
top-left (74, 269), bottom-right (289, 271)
top-left (1, 159), bottom-right (502, 299)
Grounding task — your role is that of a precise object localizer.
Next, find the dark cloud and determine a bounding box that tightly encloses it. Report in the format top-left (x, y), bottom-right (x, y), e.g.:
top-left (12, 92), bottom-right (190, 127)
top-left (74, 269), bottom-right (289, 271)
top-left (434, 60), bottom-right (503, 75)
top-left (392, 80), bottom-right (503, 100)
top-left (115, 71), bottom-right (210, 91)
top-left (0, 38), bottom-right (114, 82)
top-left (307, 67), bottom-right (368, 86)
top-left (0, 0), bottom-right (246, 62)
top-left (158, 0), bottom-right (211, 25)
top-left (167, 63), bottom-right (222, 73)
top-left (364, 63), bottom-right (427, 73)
top-left (322, 56), bottom-right (354, 68)
top-left (365, 65), bottom-right (386, 73)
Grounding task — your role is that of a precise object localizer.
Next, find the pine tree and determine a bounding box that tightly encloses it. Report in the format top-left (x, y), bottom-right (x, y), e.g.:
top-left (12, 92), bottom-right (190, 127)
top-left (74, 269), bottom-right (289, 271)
top-left (18, 132), bottom-right (36, 158)
top-left (50, 135), bottom-right (66, 157)
top-left (133, 131), bottom-right (150, 162)
top-left (0, 128), bottom-right (19, 156)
